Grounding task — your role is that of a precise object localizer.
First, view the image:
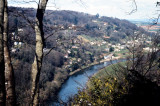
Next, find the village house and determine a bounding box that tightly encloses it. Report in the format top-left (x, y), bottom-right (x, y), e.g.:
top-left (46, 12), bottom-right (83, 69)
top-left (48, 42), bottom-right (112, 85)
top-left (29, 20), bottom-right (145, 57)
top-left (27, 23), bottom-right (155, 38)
top-left (114, 48), bottom-right (120, 52)
top-left (90, 42), bottom-right (95, 45)
top-left (67, 50), bottom-right (71, 54)
top-left (102, 41), bottom-right (106, 44)
top-left (18, 28), bottom-right (23, 32)
top-left (143, 47), bottom-right (152, 52)
top-left (104, 22), bottom-right (108, 26)
top-left (64, 54), bottom-right (68, 58)
top-left (72, 46), bottom-right (78, 49)
top-left (14, 42), bottom-right (18, 46)
top-left (92, 20), bottom-right (97, 23)
top-left (105, 48), bottom-right (110, 52)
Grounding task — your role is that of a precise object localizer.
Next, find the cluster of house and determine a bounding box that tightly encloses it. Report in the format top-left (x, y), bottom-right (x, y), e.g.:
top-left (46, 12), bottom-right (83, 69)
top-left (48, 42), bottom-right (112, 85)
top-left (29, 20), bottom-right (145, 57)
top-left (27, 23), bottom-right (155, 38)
top-left (90, 41), bottom-right (107, 46)
top-left (92, 20), bottom-right (108, 26)
top-left (103, 33), bottom-right (153, 54)
top-left (11, 28), bottom-right (24, 53)
top-left (53, 24), bottom-right (78, 31)
top-left (101, 43), bottom-right (126, 53)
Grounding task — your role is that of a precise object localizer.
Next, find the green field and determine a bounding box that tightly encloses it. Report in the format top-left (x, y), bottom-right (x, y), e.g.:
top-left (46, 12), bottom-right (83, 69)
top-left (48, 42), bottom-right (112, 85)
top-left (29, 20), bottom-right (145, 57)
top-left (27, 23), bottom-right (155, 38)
top-left (114, 49), bottom-right (129, 58)
top-left (87, 61), bottom-right (126, 88)
top-left (94, 61), bottom-right (126, 79)
top-left (78, 35), bottom-right (104, 42)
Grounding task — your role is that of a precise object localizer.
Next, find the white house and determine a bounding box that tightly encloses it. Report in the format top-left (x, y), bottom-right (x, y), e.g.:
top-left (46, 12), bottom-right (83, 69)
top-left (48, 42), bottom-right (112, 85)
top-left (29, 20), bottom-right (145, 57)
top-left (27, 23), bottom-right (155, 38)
top-left (14, 42), bottom-right (18, 46)
top-left (64, 54), bottom-right (68, 58)
top-left (18, 28), bottom-right (23, 32)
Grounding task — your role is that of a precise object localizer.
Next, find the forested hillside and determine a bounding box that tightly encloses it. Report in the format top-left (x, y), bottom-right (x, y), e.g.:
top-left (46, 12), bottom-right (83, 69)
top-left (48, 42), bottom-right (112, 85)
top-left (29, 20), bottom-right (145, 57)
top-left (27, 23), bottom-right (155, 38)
top-left (9, 7), bottom-right (152, 43)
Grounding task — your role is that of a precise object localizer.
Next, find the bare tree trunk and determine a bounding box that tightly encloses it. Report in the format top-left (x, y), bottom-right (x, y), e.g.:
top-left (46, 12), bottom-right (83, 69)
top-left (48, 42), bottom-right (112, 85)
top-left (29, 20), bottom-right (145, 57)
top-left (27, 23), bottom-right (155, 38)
top-left (3, 0), bottom-right (16, 105)
top-left (0, 0), bottom-right (6, 105)
top-left (31, 0), bottom-right (48, 105)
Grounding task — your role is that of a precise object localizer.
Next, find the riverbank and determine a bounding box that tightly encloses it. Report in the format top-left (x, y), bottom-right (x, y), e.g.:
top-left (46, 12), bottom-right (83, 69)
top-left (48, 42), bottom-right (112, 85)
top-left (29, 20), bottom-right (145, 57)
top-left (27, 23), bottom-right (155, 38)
top-left (57, 59), bottom-right (123, 104)
top-left (69, 55), bottom-right (122, 76)
top-left (56, 58), bottom-right (126, 104)
top-left (86, 60), bottom-right (126, 89)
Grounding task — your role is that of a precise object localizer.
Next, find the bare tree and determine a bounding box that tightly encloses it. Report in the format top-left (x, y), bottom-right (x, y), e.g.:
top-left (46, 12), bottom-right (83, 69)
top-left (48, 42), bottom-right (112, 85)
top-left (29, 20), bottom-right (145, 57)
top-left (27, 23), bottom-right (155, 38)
top-left (31, 0), bottom-right (48, 105)
top-left (128, 0), bottom-right (137, 15)
top-left (3, 0), bottom-right (16, 105)
top-left (0, 0), bottom-right (6, 105)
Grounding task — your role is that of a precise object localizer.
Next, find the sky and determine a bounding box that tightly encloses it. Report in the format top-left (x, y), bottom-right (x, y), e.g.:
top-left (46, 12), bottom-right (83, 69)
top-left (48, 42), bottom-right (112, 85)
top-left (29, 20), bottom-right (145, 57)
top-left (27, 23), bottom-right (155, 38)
top-left (8, 0), bottom-right (160, 20)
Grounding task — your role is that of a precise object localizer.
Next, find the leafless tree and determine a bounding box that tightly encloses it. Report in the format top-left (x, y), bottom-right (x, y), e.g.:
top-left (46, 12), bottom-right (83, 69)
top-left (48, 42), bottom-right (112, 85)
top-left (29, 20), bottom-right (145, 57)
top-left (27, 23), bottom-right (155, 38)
top-left (31, 0), bottom-right (48, 105)
top-left (3, 0), bottom-right (16, 105)
top-left (128, 0), bottom-right (137, 15)
top-left (0, 0), bottom-right (6, 105)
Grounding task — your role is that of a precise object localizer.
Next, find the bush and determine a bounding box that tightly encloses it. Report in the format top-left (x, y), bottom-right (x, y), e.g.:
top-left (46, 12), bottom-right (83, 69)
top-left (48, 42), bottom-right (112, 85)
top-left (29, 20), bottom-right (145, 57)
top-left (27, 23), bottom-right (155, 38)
top-left (73, 76), bottom-right (128, 106)
top-left (109, 47), bottom-right (114, 52)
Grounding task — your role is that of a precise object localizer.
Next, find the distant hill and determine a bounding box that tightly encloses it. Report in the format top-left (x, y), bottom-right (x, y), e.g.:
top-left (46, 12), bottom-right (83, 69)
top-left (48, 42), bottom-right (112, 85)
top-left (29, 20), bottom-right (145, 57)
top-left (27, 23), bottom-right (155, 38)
top-left (128, 19), bottom-right (150, 22)
top-left (8, 7), bottom-right (152, 45)
top-left (130, 19), bottom-right (160, 33)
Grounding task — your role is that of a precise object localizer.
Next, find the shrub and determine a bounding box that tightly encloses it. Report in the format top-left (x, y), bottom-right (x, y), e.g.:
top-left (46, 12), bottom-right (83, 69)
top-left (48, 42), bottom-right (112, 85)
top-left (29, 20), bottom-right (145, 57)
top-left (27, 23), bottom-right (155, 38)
top-left (73, 76), bottom-right (128, 106)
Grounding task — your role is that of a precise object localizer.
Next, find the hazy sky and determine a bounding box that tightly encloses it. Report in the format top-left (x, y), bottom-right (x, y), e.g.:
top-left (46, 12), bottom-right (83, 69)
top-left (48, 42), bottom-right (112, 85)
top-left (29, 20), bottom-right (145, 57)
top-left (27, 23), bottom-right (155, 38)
top-left (8, 0), bottom-right (159, 20)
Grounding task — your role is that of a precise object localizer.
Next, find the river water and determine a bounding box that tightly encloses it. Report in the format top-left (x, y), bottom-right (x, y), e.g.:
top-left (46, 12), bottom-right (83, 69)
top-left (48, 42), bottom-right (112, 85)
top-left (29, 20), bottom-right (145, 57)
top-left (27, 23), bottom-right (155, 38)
top-left (53, 59), bottom-right (124, 105)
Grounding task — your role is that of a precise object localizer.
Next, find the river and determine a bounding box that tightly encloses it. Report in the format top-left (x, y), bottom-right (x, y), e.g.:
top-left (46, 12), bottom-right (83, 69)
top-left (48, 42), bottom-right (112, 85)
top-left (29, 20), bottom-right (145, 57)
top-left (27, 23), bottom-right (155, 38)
top-left (53, 59), bottom-right (124, 105)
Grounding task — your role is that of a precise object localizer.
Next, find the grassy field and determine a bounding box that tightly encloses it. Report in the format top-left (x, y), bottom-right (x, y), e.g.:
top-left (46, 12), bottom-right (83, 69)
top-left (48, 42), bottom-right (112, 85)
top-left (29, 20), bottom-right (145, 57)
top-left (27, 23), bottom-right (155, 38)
top-left (113, 49), bottom-right (130, 58)
top-left (78, 35), bottom-right (104, 42)
top-left (87, 61), bottom-right (126, 88)
top-left (94, 61), bottom-right (126, 79)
